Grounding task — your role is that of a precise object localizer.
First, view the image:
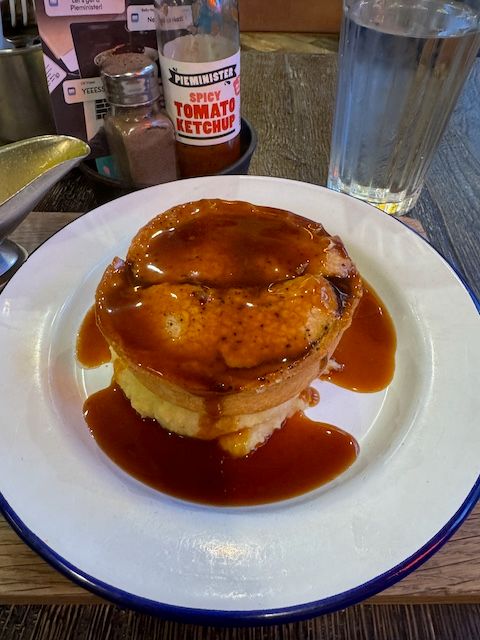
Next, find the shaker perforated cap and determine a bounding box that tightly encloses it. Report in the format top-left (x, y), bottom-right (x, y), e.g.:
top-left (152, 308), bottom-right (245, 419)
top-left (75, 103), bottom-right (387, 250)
top-left (97, 52), bottom-right (161, 106)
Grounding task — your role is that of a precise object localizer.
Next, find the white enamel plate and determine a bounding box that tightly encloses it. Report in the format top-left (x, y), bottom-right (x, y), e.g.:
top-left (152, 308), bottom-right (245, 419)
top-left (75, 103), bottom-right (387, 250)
top-left (0, 176), bottom-right (479, 624)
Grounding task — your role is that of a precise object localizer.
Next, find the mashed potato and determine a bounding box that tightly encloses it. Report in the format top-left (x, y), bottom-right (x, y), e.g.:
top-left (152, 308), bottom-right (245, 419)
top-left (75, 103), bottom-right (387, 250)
top-left (113, 351), bottom-right (306, 457)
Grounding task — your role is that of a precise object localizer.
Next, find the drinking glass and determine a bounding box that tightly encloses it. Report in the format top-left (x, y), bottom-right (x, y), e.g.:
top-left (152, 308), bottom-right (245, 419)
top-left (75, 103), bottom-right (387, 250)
top-left (328, 0), bottom-right (480, 214)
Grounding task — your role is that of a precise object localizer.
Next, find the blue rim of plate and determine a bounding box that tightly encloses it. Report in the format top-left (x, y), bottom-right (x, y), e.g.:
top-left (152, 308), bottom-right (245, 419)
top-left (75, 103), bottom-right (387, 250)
top-left (0, 194), bottom-right (479, 626)
top-left (1, 480), bottom-right (479, 625)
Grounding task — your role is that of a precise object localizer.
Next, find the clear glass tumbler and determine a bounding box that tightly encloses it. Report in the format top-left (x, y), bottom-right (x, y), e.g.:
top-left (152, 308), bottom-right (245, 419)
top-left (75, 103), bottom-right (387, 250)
top-left (328, 0), bottom-right (480, 214)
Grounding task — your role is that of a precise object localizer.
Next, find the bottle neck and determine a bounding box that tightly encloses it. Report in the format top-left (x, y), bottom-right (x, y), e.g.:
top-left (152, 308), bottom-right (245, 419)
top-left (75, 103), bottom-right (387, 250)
top-left (156, 0), bottom-right (239, 61)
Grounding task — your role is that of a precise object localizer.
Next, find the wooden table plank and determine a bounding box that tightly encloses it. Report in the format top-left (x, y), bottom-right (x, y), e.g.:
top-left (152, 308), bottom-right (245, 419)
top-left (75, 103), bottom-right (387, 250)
top-left (1, 602), bottom-right (480, 640)
top-left (4, 212), bottom-right (82, 255)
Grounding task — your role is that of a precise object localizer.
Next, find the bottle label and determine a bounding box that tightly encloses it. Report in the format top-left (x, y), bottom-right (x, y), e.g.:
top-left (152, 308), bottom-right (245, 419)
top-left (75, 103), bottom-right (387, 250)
top-left (159, 49), bottom-right (241, 147)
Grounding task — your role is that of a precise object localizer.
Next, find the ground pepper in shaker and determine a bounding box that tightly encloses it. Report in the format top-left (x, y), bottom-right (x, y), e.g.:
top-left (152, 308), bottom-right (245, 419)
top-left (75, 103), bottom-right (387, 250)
top-left (99, 52), bottom-right (178, 187)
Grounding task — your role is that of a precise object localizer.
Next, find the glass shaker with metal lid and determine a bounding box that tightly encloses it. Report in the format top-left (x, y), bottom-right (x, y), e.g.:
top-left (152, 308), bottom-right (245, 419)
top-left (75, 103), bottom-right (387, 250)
top-left (98, 51), bottom-right (178, 187)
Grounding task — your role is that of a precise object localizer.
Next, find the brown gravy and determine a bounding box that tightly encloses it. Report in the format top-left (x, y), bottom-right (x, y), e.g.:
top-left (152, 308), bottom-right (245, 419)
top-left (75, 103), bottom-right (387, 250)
top-left (76, 306), bottom-right (111, 368)
top-left (94, 201), bottom-right (362, 394)
top-left (76, 281), bottom-right (395, 506)
top-left (323, 283), bottom-right (396, 392)
top-left (83, 384), bottom-right (358, 506)
top-left (76, 199), bottom-right (395, 506)
top-left (77, 284), bottom-right (394, 392)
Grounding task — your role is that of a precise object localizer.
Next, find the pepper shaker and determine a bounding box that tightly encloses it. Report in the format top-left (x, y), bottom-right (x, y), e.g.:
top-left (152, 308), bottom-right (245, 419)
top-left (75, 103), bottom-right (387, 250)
top-left (99, 52), bottom-right (178, 187)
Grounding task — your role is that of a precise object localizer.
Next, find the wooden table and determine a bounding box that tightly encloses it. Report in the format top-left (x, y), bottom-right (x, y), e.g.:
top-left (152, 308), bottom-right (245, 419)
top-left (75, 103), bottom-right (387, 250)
top-left (1, 52), bottom-right (479, 638)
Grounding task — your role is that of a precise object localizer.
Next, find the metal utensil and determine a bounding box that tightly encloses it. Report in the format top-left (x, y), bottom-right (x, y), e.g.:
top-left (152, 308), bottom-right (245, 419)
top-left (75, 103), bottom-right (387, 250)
top-left (0, 4), bottom-right (5, 49)
top-left (2, 0), bottom-right (35, 31)
top-left (0, 36), bottom-right (55, 143)
top-left (0, 0), bottom-right (37, 49)
top-left (0, 135), bottom-right (90, 287)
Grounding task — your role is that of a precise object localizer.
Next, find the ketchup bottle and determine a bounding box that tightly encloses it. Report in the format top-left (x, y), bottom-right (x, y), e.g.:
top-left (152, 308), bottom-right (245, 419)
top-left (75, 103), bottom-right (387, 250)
top-left (155, 0), bottom-right (241, 177)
